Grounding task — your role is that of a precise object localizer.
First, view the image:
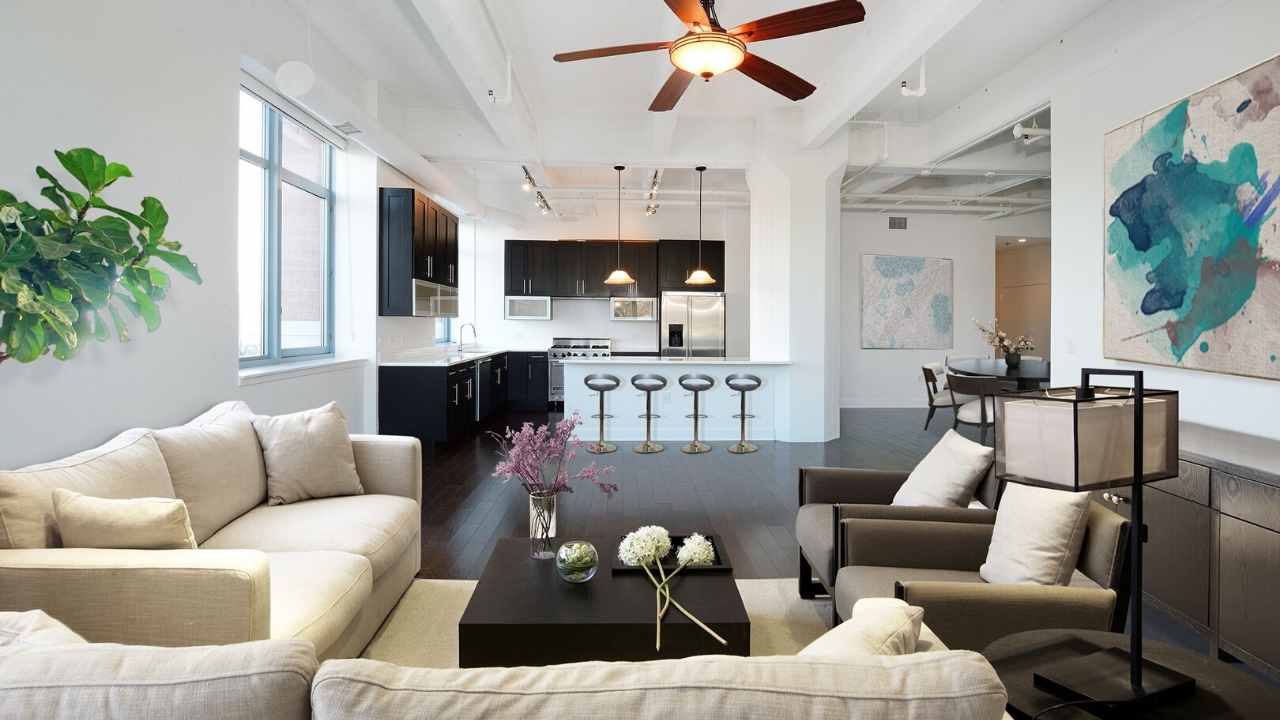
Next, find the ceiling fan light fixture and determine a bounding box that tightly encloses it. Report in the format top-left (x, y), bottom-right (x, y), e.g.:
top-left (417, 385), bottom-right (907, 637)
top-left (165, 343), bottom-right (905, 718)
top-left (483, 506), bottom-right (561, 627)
top-left (669, 32), bottom-right (746, 80)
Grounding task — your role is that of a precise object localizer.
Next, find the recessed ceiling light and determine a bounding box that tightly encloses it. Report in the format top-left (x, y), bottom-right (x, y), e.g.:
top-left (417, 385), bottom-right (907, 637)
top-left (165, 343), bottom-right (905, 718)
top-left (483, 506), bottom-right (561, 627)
top-left (1018, 237), bottom-right (1028, 243)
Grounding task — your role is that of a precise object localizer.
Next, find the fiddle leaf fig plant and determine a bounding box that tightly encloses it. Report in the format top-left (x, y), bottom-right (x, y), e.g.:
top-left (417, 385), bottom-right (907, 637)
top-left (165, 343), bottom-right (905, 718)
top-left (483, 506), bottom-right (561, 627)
top-left (0, 148), bottom-right (201, 365)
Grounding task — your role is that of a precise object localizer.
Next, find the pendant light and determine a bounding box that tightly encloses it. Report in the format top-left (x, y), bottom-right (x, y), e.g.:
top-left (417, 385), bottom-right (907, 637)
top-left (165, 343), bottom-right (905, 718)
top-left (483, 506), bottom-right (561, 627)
top-left (686, 165), bottom-right (716, 285)
top-left (604, 164), bottom-right (636, 285)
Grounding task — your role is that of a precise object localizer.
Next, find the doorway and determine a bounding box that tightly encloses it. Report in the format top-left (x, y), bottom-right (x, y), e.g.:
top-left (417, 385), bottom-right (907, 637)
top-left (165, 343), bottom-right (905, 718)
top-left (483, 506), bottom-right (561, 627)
top-left (995, 237), bottom-right (1051, 359)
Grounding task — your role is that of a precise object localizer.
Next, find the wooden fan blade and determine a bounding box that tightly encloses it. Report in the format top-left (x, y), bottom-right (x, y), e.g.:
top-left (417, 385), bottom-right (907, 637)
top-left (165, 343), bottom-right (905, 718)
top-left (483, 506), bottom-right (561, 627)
top-left (554, 41), bottom-right (671, 62)
top-left (728, 0), bottom-right (865, 43)
top-left (649, 68), bottom-right (695, 112)
top-left (737, 53), bottom-right (816, 101)
top-left (663, 0), bottom-right (710, 29)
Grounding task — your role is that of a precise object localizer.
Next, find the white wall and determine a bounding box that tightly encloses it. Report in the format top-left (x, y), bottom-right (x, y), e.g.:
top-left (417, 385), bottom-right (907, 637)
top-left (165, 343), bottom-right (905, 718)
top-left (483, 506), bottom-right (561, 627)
top-left (457, 203), bottom-right (751, 355)
top-left (1050, 0), bottom-right (1280, 439)
top-left (841, 211), bottom-right (1051, 408)
top-left (0, 1), bottom-right (377, 469)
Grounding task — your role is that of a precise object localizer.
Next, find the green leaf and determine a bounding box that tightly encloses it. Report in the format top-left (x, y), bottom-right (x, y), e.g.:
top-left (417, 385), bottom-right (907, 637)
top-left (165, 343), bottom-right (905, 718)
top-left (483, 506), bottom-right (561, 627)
top-left (39, 186), bottom-right (69, 215)
top-left (92, 309), bottom-right (109, 342)
top-left (88, 216), bottom-right (134, 251)
top-left (108, 302), bottom-right (130, 342)
top-left (118, 278), bottom-right (160, 331)
top-left (147, 267), bottom-right (170, 290)
top-left (0, 233), bottom-right (37, 269)
top-left (104, 162), bottom-right (133, 187)
top-left (35, 167), bottom-right (88, 212)
top-left (55, 148), bottom-right (108, 193)
top-left (154, 250), bottom-right (202, 284)
top-left (9, 313), bottom-right (46, 362)
top-left (140, 197), bottom-right (168, 240)
top-left (35, 236), bottom-right (75, 260)
top-left (0, 190), bottom-right (16, 205)
top-left (89, 196), bottom-right (149, 230)
top-left (61, 263), bottom-right (112, 306)
top-left (47, 285), bottom-right (73, 304)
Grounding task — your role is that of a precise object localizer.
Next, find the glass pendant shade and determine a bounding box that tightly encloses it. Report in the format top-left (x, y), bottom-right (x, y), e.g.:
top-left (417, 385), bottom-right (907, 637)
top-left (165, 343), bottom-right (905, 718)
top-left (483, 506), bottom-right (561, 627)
top-left (669, 32), bottom-right (746, 79)
top-left (604, 269), bottom-right (636, 285)
top-left (685, 268), bottom-right (716, 285)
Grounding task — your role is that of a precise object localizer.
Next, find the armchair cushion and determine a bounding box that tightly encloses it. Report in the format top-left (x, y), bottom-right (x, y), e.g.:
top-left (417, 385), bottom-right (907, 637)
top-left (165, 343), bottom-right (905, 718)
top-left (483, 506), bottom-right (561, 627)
top-left (892, 430), bottom-right (993, 508)
top-left (268, 551), bottom-right (371, 658)
top-left (980, 483), bottom-right (1090, 585)
top-left (796, 503), bottom-right (838, 588)
top-left (0, 610), bottom-right (86, 648)
top-left (0, 429), bottom-right (176, 549)
top-left (201, 494), bottom-right (418, 580)
top-left (52, 489), bottom-right (197, 550)
top-left (252, 402), bottom-right (363, 506)
top-left (155, 401), bottom-right (267, 543)
top-left (799, 467), bottom-right (908, 506)
top-left (842, 518), bottom-right (995, 572)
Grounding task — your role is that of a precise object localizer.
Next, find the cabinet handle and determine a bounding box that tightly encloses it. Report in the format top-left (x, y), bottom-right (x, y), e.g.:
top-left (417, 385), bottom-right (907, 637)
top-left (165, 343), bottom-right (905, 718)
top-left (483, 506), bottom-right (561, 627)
top-left (452, 384), bottom-right (459, 405)
top-left (466, 379), bottom-right (472, 399)
top-left (496, 368), bottom-right (503, 384)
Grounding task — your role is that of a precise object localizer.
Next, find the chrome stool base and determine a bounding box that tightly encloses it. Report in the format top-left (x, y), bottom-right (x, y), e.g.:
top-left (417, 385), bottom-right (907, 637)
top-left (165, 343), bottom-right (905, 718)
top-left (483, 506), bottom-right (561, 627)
top-left (586, 441), bottom-right (617, 454)
top-left (634, 441), bottom-right (664, 454)
top-left (727, 441), bottom-right (759, 454)
top-left (681, 441), bottom-right (712, 454)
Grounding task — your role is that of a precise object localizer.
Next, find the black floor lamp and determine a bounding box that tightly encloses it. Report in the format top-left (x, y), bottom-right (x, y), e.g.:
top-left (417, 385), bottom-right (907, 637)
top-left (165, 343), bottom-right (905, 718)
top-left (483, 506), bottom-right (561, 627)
top-left (994, 368), bottom-right (1195, 712)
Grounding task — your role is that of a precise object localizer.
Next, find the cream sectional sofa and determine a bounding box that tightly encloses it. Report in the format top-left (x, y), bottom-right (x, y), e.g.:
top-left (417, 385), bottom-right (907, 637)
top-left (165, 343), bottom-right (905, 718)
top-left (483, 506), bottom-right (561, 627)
top-left (0, 401), bottom-right (422, 660)
top-left (0, 610), bottom-right (1010, 720)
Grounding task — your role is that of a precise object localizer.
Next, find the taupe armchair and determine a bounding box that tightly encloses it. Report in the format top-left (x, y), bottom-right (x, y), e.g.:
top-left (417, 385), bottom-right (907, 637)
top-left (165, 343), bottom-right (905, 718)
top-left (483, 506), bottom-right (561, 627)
top-left (832, 503), bottom-right (1131, 651)
top-left (796, 465), bottom-right (1000, 601)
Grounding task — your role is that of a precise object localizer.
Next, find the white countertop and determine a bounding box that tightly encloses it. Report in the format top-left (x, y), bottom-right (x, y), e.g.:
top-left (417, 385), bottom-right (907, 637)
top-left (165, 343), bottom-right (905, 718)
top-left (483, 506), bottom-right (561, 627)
top-left (378, 347), bottom-right (544, 367)
top-left (562, 356), bottom-right (791, 365)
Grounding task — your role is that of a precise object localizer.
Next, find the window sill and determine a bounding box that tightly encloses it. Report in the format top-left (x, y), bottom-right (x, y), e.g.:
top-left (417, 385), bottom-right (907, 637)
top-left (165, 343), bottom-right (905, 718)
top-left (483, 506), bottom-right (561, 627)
top-left (238, 357), bottom-right (369, 387)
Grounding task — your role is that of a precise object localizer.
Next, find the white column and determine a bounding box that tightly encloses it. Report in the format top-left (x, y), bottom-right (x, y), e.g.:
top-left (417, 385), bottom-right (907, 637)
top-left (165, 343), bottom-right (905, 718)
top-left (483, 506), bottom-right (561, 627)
top-left (747, 123), bottom-right (848, 442)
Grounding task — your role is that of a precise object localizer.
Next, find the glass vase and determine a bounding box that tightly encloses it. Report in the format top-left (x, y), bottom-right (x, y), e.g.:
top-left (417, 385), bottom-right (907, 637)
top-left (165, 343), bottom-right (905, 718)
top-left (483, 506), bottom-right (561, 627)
top-left (528, 490), bottom-right (557, 559)
top-left (1006, 352), bottom-right (1022, 368)
top-left (556, 540), bottom-right (599, 583)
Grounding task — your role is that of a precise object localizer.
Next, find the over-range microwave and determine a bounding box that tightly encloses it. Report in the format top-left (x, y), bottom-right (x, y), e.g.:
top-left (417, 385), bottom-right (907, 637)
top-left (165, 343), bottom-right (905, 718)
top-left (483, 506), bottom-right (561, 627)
top-left (610, 297), bottom-right (658, 322)
top-left (504, 295), bottom-right (552, 320)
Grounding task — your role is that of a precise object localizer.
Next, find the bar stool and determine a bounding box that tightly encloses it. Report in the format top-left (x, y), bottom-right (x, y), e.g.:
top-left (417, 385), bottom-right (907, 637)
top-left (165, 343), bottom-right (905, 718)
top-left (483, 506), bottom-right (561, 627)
top-left (725, 373), bottom-right (762, 454)
top-left (678, 373), bottom-right (715, 455)
top-left (630, 374), bottom-right (667, 454)
top-left (583, 373), bottom-right (621, 454)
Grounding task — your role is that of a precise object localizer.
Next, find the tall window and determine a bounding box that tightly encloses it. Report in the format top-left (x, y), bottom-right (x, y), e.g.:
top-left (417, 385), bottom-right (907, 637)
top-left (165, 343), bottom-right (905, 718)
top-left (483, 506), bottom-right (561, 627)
top-left (238, 89), bottom-right (335, 363)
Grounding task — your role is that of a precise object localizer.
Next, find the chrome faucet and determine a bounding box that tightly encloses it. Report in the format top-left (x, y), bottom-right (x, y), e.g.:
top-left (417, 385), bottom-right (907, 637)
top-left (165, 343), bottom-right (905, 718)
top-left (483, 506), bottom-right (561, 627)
top-left (457, 322), bottom-right (478, 351)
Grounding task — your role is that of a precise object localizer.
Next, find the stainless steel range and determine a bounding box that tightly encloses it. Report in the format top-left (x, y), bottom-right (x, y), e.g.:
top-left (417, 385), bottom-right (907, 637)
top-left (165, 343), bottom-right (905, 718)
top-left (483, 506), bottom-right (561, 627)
top-left (548, 337), bottom-right (612, 403)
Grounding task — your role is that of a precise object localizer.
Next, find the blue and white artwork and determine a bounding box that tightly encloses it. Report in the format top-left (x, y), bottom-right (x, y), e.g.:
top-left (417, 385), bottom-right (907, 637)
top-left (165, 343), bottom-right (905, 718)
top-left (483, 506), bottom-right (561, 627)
top-left (861, 254), bottom-right (953, 349)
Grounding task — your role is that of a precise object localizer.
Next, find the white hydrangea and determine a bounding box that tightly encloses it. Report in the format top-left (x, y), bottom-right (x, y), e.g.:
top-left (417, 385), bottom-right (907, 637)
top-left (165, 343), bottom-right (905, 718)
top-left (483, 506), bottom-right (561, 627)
top-left (676, 533), bottom-right (716, 567)
top-left (618, 525), bottom-right (671, 566)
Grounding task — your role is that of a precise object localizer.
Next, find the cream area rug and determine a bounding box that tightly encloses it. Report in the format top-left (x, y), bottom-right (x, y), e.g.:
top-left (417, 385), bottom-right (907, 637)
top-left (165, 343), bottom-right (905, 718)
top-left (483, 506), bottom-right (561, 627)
top-left (362, 578), bottom-right (832, 668)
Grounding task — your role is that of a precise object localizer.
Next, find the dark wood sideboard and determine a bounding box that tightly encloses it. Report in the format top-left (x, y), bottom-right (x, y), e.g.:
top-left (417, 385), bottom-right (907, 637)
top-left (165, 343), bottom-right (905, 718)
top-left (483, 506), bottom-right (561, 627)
top-left (1095, 424), bottom-right (1280, 682)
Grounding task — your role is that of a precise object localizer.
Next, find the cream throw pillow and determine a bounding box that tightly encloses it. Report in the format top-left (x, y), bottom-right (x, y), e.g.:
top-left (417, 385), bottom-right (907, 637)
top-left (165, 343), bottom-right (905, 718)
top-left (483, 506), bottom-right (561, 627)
top-left (52, 488), bottom-right (196, 550)
top-left (252, 402), bottom-right (363, 506)
top-left (0, 429), bottom-right (176, 549)
top-left (155, 401), bottom-right (268, 543)
top-left (799, 598), bottom-right (924, 658)
top-left (892, 429), bottom-right (994, 507)
top-left (980, 483), bottom-right (1091, 585)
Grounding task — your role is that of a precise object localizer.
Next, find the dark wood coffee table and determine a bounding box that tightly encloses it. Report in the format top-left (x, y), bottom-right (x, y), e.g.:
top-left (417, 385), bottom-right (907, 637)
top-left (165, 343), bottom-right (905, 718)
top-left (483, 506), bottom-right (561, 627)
top-left (459, 536), bottom-right (750, 667)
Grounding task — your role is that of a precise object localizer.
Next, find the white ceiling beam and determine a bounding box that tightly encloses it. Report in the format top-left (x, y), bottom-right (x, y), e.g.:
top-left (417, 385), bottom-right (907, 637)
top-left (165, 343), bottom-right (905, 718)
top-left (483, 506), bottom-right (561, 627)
top-left (800, 0), bottom-right (986, 148)
top-left (408, 0), bottom-right (540, 155)
top-left (844, 193), bottom-right (1046, 207)
top-left (842, 204), bottom-right (1000, 214)
top-left (981, 202), bottom-right (1051, 221)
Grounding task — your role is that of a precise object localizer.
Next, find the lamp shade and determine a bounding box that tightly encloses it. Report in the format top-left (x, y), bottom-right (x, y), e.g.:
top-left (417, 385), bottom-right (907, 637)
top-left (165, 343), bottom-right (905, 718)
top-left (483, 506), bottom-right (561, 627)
top-left (685, 268), bottom-right (716, 285)
top-left (994, 386), bottom-right (1179, 491)
top-left (604, 269), bottom-right (635, 285)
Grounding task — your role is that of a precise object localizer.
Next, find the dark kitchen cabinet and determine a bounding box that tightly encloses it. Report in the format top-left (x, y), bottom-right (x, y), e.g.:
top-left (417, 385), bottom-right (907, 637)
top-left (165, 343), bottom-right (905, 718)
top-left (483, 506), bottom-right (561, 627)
top-left (378, 361), bottom-right (475, 446)
top-left (658, 239), bottom-right (724, 292)
top-left (506, 351), bottom-right (549, 410)
top-left (379, 188), bottom-right (415, 316)
top-left (553, 242), bottom-right (583, 297)
top-left (505, 241), bottom-right (557, 296)
top-left (413, 193), bottom-right (431, 281)
top-left (489, 353), bottom-right (508, 416)
top-left (428, 203), bottom-right (460, 287)
top-left (581, 242), bottom-right (616, 297)
top-left (610, 242), bottom-right (658, 298)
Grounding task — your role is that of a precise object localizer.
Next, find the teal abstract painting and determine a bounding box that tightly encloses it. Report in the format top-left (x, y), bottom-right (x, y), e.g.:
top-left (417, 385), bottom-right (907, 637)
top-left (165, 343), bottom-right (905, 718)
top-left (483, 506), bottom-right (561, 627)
top-left (1104, 54), bottom-right (1280, 381)
top-left (861, 254), bottom-right (953, 349)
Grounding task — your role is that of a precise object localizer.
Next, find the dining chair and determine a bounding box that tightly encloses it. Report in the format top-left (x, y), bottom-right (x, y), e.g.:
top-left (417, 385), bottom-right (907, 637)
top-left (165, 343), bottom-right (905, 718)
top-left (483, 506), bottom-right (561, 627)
top-left (920, 363), bottom-right (960, 430)
top-left (946, 373), bottom-right (1004, 445)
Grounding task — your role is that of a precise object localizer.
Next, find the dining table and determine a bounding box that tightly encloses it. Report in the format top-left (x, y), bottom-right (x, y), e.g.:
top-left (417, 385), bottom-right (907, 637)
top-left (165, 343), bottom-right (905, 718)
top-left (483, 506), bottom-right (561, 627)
top-left (946, 357), bottom-right (1050, 391)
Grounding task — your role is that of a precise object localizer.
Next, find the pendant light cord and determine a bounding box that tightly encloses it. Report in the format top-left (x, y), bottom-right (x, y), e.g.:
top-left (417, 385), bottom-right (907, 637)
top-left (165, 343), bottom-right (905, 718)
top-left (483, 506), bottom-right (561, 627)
top-left (697, 166), bottom-right (704, 267)
top-left (617, 167), bottom-right (622, 266)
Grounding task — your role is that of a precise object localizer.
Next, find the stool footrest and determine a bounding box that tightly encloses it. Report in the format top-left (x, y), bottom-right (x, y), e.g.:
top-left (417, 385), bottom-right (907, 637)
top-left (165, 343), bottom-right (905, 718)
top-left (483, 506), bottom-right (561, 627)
top-left (637, 413), bottom-right (661, 420)
top-left (684, 413), bottom-right (709, 420)
top-left (732, 413), bottom-right (757, 420)
top-left (590, 413), bottom-right (615, 420)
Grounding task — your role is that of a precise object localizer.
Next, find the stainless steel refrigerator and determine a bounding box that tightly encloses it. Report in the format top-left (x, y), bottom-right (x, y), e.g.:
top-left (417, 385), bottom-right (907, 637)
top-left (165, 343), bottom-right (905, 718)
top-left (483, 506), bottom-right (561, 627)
top-left (660, 292), bottom-right (726, 358)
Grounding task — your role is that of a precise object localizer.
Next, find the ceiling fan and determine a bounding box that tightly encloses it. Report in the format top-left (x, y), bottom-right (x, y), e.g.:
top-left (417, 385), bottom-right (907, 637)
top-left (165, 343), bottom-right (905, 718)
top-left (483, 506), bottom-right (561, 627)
top-left (553, 0), bottom-right (867, 112)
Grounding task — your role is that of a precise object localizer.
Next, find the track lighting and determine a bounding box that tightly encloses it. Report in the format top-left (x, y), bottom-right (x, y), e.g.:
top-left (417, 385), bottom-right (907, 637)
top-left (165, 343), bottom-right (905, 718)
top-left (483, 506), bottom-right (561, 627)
top-left (644, 170), bottom-right (661, 215)
top-left (520, 165), bottom-right (536, 192)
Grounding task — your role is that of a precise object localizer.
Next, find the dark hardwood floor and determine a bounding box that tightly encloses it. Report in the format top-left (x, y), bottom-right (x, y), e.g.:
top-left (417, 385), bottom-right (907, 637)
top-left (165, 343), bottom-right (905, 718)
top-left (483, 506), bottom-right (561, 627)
top-left (417, 407), bottom-right (970, 580)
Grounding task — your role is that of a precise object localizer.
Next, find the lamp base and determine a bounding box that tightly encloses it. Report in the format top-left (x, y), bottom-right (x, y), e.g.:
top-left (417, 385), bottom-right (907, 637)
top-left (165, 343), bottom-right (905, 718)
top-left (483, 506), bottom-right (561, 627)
top-left (1033, 647), bottom-right (1195, 715)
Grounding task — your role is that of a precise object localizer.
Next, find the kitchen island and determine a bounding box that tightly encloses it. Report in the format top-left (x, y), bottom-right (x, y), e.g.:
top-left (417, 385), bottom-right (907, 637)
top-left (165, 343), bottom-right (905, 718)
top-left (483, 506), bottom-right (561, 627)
top-left (562, 358), bottom-right (791, 443)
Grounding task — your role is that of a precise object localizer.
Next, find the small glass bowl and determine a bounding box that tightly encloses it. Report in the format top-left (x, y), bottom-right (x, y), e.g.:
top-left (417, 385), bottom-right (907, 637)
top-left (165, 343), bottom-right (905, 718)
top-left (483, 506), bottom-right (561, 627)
top-left (555, 540), bottom-right (599, 584)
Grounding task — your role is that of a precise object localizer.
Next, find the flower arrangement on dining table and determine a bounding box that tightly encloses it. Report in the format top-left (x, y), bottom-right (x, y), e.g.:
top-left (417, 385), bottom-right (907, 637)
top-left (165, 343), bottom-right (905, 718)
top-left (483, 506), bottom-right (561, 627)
top-left (618, 526), bottom-right (724, 650)
top-left (974, 318), bottom-right (1035, 355)
top-left (491, 413), bottom-right (617, 557)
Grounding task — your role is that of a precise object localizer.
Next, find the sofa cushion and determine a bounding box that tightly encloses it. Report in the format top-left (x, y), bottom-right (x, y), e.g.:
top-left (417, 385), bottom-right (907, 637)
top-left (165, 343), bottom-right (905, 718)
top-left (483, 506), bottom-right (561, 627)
top-left (980, 483), bottom-right (1091, 585)
top-left (799, 598), bottom-right (924, 657)
top-left (52, 488), bottom-right (197, 549)
top-left (0, 610), bottom-right (87, 648)
top-left (834, 565), bottom-right (1103, 618)
top-left (0, 638), bottom-right (316, 720)
top-left (892, 429), bottom-right (994, 508)
top-left (252, 402), bottom-right (363, 506)
top-left (0, 430), bottom-right (175, 549)
top-left (796, 503), bottom-right (835, 588)
top-left (202, 495), bottom-right (418, 579)
top-left (312, 652), bottom-right (1009, 720)
top-left (155, 401), bottom-right (267, 543)
top-left (268, 552), bottom-right (371, 658)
